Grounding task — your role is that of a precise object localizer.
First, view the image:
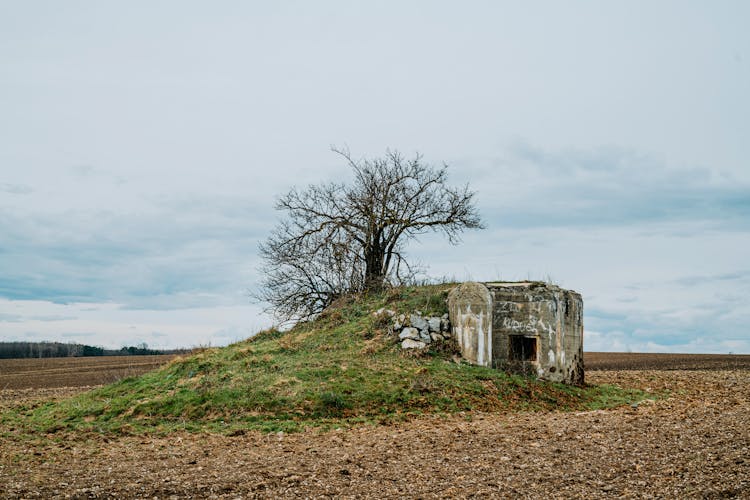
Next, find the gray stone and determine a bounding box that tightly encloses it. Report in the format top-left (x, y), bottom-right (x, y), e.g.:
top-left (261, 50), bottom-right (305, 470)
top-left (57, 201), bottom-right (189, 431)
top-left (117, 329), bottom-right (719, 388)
top-left (419, 330), bottom-right (432, 343)
top-left (373, 308), bottom-right (395, 318)
top-left (410, 314), bottom-right (428, 331)
top-left (401, 338), bottom-right (427, 350)
top-left (393, 313), bottom-right (406, 330)
top-left (427, 317), bottom-right (441, 333)
top-left (440, 317), bottom-right (451, 332)
top-left (398, 327), bottom-right (420, 340)
top-left (430, 332), bottom-right (444, 342)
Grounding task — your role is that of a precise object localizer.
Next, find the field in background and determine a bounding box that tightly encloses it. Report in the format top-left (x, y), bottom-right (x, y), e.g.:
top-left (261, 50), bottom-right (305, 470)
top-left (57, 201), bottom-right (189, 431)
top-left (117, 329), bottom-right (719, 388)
top-left (2, 352), bottom-right (749, 391)
top-left (0, 354), bottom-right (178, 390)
top-left (585, 352), bottom-right (750, 371)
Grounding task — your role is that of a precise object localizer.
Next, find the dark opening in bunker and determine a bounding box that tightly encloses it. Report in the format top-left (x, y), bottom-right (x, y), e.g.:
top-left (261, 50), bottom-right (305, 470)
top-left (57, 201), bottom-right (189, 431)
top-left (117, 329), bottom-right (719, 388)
top-left (509, 336), bottom-right (537, 361)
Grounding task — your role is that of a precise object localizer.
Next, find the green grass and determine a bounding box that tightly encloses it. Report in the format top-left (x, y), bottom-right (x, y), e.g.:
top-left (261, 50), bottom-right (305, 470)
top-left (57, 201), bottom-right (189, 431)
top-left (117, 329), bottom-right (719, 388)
top-left (3, 284), bottom-right (655, 436)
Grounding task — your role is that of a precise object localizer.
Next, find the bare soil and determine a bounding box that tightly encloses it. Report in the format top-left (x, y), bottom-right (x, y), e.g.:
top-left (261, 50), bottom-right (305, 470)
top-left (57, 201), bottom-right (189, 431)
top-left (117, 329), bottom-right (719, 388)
top-left (1, 354), bottom-right (748, 499)
top-left (0, 355), bottom-right (178, 390)
top-left (585, 352), bottom-right (750, 371)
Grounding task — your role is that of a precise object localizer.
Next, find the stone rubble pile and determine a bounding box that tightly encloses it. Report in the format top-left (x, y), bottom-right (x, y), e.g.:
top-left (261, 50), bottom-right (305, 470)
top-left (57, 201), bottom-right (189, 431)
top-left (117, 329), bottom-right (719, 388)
top-left (373, 308), bottom-right (451, 350)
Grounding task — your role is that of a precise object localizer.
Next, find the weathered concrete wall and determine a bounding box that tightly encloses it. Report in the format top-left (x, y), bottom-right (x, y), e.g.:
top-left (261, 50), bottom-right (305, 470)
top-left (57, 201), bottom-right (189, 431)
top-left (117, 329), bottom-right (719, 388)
top-left (448, 281), bottom-right (584, 384)
top-left (447, 282), bottom-right (493, 367)
top-left (486, 282), bottom-right (584, 384)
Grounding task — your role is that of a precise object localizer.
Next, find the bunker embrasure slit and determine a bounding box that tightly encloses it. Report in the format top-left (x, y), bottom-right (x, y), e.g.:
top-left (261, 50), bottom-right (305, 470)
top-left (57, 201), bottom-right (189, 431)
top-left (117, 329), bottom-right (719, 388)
top-left (509, 336), bottom-right (537, 361)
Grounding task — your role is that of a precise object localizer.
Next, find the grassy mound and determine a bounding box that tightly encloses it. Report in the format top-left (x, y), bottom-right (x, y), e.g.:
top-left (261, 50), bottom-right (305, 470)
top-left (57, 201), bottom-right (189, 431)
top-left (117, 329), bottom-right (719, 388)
top-left (10, 285), bottom-right (648, 435)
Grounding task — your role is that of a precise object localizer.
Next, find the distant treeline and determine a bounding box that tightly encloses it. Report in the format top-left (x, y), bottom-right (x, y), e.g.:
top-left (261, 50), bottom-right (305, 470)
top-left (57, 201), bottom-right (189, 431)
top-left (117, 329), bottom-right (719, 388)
top-left (0, 341), bottom-right (190, 359)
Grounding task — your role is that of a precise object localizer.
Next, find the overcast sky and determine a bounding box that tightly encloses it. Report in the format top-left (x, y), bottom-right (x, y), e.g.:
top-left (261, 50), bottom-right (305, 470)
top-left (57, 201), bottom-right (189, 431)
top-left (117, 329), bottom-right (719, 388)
top-left (1, 1), bottom-right (748, 353)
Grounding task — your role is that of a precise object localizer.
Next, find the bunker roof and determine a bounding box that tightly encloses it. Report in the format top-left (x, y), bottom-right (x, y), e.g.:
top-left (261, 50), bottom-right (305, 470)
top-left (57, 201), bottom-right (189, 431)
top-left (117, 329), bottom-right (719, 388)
top-left (482, 281), bottom-right (580, 295)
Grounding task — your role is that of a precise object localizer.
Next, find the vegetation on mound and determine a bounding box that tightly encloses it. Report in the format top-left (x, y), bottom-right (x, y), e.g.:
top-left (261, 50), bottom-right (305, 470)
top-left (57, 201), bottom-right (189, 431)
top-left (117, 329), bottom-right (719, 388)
top-left (4, 285), bottom-right (650, 435)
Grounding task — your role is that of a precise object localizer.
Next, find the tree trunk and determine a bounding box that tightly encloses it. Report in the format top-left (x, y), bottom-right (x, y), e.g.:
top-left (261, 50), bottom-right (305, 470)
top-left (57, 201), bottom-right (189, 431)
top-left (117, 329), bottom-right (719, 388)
top-left (364, 244), bottom-right (385, 291)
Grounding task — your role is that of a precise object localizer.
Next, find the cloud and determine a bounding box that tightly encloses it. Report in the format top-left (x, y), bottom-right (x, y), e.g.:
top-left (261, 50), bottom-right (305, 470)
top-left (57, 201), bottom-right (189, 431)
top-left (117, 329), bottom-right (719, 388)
top-left (20, 331), bottom-right (47, 340)
top-left (586, 328), bottom-right (750, 354)
top-left (2, 139), bottom-right (747, 352)
top-left (30, 314), bottom-right (78, 321)
top-left (0, 194), bottom-right (270, 308)
top-left (68, 164), bottom-right (96, 177)
top-left (212, 325), bottom-right (259, 343)
top-left (0, 182), bottom-right (32, 195)
top-left (0, 297), bottom-right (271, 350)
top-left (673, 270), bottom-right (750, 287)
top-left (470, 143), bottom-right (750, 231)
top-left (585, 277), bottom-right (750, 354)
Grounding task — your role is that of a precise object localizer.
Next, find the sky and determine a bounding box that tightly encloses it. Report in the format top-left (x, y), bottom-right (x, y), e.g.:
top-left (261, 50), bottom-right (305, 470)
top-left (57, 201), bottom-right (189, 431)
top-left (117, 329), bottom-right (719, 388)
top-left (1, 1), bottom-right (748, 353)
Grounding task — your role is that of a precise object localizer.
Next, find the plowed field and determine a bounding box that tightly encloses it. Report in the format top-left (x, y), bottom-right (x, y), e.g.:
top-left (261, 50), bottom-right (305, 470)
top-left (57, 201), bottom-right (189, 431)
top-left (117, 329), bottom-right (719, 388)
top-left (585, 352), bottom-right (750, 371)
top-left (1, 353), bottom-right (748, 498)
top-left (0, 355), bottom-right (177, 390)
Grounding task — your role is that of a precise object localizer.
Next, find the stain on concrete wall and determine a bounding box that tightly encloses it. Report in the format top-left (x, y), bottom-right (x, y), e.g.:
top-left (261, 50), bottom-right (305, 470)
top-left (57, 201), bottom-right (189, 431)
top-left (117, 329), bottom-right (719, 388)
top-left (447, 282), bottom-right (493, 367)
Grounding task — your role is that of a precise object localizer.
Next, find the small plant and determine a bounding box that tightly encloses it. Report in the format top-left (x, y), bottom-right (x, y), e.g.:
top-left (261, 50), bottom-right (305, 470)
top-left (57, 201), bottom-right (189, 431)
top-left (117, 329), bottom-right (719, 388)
top-left (316, 391), bottom-right (351, 416)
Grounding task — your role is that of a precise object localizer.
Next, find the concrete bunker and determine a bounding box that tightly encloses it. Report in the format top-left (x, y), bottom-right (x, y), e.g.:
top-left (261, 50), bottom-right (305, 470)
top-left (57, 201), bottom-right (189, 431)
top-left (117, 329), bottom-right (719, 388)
top-left (448, 281), bottom-right (584, 384)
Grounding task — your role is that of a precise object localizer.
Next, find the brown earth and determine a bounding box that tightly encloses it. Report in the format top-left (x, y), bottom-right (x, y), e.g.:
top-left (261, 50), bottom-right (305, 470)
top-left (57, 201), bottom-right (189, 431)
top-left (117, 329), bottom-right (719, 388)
top-left (0, 355), bottom-right (178, 390)
top-left (1, 353), bottom-right (748, 499)
top-left (585, 352), bottom-right (750, 371)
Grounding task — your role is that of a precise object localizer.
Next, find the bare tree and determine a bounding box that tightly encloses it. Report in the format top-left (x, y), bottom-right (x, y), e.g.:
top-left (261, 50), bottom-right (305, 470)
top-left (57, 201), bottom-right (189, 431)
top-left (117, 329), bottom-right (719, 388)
top-left (257, 148), bottom-right (483, 322)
